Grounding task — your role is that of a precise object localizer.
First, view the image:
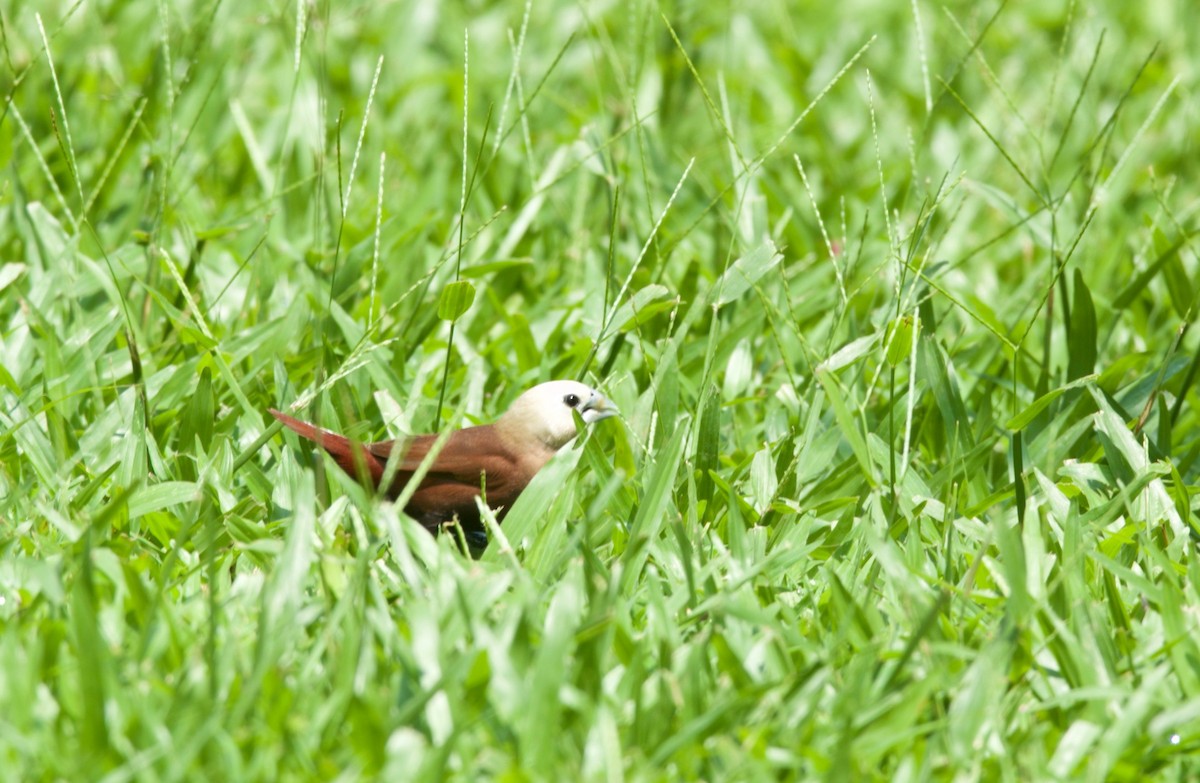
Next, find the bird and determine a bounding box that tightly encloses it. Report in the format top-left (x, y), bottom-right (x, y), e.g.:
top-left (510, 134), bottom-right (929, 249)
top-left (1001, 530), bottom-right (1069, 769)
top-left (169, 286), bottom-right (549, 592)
top-left (270, 380), bottom-right (618, 537)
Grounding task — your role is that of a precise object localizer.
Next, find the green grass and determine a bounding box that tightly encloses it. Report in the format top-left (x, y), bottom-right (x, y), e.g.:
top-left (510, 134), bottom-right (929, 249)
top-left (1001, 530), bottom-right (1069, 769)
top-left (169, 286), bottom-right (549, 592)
top-left (2, 0), bottom-right (1199, 779)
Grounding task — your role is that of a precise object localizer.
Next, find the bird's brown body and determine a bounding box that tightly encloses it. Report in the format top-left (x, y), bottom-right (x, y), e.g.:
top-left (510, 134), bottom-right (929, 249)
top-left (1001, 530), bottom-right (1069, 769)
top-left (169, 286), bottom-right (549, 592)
top-left (269, 410), bottom-right (551, 531)
top-left (270, 381), bottom-right (616, 535)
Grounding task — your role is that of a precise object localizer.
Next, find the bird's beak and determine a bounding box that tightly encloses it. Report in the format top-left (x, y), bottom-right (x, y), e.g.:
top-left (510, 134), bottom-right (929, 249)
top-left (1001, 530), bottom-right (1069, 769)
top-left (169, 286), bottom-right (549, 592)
top-left (581, 394), bottom-right (618, 423)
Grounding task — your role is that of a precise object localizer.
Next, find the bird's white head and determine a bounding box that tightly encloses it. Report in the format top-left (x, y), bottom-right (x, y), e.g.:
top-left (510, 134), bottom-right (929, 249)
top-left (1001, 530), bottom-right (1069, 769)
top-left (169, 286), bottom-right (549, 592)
top-left (497, 380), bottom-right (618, 451)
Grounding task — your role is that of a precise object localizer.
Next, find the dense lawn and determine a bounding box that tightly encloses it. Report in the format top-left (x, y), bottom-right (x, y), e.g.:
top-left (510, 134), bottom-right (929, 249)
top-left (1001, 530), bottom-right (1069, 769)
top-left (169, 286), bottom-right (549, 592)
top-left (2, 0), bottom-right (1198, 779)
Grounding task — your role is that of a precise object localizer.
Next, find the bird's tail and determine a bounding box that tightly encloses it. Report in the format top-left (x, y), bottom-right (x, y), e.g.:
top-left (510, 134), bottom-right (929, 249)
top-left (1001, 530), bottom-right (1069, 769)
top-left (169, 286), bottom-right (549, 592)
top-left (269, 409), bottom-right (384, 487)
top-left (270, 409), bottom-right (337, 443)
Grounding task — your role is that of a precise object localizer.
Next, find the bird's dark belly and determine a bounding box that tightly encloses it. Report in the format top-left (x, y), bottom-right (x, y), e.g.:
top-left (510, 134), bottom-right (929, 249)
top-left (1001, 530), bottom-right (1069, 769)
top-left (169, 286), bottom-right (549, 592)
top-left (405, 488), bottom-right (518, 535)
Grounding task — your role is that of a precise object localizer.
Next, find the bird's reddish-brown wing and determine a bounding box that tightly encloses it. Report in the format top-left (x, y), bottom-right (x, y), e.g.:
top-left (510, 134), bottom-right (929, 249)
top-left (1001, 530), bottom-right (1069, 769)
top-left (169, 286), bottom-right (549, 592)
top-left (368, 426), bottom-right (531, 525)
top-left (271, 410), bottom-right (530, 529)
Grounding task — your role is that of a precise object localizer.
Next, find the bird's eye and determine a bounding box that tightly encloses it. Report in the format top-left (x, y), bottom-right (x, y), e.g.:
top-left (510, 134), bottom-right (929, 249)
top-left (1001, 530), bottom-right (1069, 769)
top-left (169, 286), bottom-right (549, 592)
top-left (564, 393), bottom-right (580, 408)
